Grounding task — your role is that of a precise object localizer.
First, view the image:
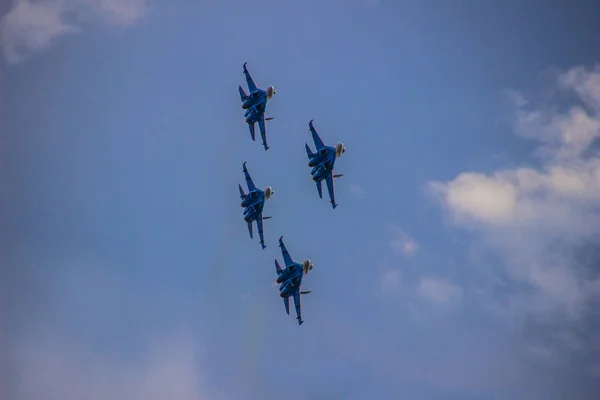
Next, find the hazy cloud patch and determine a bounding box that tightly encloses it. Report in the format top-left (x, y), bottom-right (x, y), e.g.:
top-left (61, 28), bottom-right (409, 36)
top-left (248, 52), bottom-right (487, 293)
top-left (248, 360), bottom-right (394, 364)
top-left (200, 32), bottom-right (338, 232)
top-left (417, 277), bottom-right (462, 306)
top-left (348, 183), bottom-right (365, 198)
top-left (0, 0), bottom-right (147, 64)
top-left (389, 225), bottom-right (419, 257)
top-left (379, 268), bottom-right (402, 295)
top-left (9, 333), bottom-right (216, 400)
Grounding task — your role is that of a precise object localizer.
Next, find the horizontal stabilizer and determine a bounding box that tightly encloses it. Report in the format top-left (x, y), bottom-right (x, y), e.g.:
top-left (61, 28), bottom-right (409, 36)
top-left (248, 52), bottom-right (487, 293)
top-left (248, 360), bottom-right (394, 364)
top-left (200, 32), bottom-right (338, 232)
top-left (247, 221), bottom-right (253, 238)
top-left (298, 318), bottom-right (303, 325)
top-left (265, 117), bottom-right (274, 121)
top-left (275, 259), bottom-right (282, 275)
top-left (263, 216), bottom-right (272, 220)
top-left (238, 184), bottom-right (245, 198)
top-left (238, 85), bottom-right (248, 101)
top-left (333, 174), bottom-right (343, 178)
top-left (300, 291), bottom-right (311, 295)
top-left (305, 143), bottom-right (314, 158)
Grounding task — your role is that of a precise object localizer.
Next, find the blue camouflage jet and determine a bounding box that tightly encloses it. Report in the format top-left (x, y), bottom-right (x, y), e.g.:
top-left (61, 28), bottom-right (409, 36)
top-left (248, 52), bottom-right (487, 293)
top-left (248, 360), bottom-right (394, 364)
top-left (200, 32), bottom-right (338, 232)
top-left (305, 119), bottom-right (346, 209)
top-left (238, 62), bottom-right (276, 151)
top-left (239, 162), bottom-right (274, 249)
top-left (274, 236), bottom-right (313, 325)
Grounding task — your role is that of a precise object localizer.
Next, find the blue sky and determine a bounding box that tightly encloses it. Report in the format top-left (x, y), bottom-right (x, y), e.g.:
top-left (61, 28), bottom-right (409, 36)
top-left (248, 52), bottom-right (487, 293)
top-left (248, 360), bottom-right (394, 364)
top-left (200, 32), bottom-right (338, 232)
top-left (2, 1), bottom-right (600, 399)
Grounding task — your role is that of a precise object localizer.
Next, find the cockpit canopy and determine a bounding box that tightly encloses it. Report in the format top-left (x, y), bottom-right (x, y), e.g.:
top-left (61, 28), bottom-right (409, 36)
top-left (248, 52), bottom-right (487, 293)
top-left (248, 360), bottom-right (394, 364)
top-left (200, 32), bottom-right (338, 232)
top-left (266, 86), bottom-right (276, 99)
top-left (264, 186), bottom-right (274, 199)
top-left (335, 142), bottom-right (346, 158)
top-left (302, 259), bottom-right (313, 275)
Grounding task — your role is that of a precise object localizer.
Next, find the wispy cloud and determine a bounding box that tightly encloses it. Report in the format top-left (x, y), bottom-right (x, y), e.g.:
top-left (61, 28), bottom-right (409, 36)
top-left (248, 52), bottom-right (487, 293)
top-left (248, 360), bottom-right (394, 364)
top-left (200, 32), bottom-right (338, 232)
top-left (417, 277), bottom-right (462, 306)
top-left (389, 225), bottom-right (419, 256)
top-left (380, 268), bottom-right (402, 295)
top-left (0, 0), bottom-right (147, 65)
top-left (348, 183), bottom-right (365, 198)
top-left (428, 64), bottom-right (600, 378)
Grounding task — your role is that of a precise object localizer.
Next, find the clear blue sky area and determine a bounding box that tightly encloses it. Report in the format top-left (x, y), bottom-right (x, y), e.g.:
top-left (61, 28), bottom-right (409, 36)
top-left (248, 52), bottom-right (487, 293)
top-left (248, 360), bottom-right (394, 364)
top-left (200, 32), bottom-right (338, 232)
top-left (2, 1), bottom-right (600, 399)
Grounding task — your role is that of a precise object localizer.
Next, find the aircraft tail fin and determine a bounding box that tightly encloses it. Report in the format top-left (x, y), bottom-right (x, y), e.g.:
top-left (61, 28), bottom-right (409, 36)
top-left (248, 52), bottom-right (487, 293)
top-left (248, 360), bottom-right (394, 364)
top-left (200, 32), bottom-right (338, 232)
top-left (305, 143), bottom-right (314, 158)
top-left (238, 184), bottom-right (245, 198)
top-left (238, 85), bottom-right (248, 101)
top-left (275, 259), bottom-right (282, 275)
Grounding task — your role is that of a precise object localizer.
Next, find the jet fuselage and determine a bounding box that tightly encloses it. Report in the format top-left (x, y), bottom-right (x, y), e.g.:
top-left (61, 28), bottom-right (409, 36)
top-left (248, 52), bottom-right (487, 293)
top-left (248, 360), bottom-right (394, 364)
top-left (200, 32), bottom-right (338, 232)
top-left (278, 265), bottom-right (303, 298)
top-left (241, 189), bottom-right (265, 222)
top-left (309, 146), bottom-right (336, 182)
top-left (243, 90), bottom-right (268, 124)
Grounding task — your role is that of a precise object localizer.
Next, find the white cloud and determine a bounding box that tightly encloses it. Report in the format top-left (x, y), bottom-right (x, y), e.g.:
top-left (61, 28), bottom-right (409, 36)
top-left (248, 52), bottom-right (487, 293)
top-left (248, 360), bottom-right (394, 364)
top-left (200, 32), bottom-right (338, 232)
top-left (389, 225), bottom-right (419, 256)
top-left (0, 0), bottom-right (147, 64)
top-left (10, 333), bottom-right (216, 400)
top-left (417, 277), bottom-right (462, 306)
top-left (428, 64), bottom-right (600, 348)
top-left (429, 173), bottom-right (518, 225)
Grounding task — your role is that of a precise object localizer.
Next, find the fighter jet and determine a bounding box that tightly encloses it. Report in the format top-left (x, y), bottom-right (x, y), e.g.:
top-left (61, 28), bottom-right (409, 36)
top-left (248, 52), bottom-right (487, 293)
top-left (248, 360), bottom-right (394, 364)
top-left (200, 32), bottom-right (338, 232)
top-left (238, 63), bottom-right (276, 151)
top-left (274, 236), bottom-right (313, 325)
top-left (305, 119), bottom-right (346, 209)
top-left (239, 162), bottom-right (274, 249)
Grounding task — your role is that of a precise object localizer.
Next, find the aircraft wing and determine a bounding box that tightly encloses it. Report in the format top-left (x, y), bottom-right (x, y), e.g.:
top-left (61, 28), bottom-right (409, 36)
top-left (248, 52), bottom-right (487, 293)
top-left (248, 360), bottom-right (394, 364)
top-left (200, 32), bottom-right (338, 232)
top-left (243, 63), bottom-right (258, 93)
top-left (242, 162), bottom-right (257, 192)
top-left (258, 113), bottom-right (268, 151)
top-left (292, 288), bottom-right (303, 325)
top-left (278, 236), bottom-right (294, 267)
top-left (256, 214), bottom-right (266, 249)
top-left (325, 169), bottom-right (337, 209)
top-left (309, 120), bottom-right (326, 151)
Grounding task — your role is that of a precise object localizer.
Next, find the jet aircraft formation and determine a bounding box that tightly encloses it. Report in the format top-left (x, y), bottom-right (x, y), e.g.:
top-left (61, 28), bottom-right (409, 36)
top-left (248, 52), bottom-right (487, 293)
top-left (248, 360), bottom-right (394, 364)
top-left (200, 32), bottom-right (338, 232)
top-left (237, 63), bottom-right (346, 325)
